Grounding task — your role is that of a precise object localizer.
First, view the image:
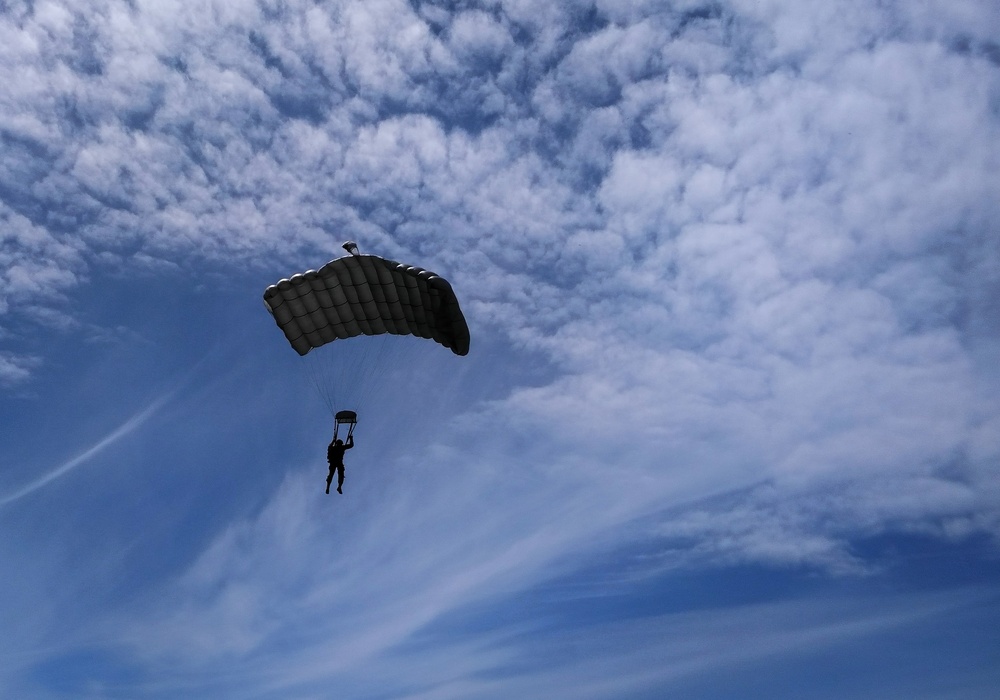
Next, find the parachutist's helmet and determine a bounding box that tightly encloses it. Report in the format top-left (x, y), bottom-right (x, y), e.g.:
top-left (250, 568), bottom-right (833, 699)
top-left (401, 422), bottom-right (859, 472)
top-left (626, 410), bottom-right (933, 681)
top-left (335, 439), bottom-right (344, 445)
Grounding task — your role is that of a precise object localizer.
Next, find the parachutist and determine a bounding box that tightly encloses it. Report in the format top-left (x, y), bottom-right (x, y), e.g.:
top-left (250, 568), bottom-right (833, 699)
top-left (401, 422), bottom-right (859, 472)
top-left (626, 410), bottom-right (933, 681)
top-left (326, 434), bottom-right (354, 494)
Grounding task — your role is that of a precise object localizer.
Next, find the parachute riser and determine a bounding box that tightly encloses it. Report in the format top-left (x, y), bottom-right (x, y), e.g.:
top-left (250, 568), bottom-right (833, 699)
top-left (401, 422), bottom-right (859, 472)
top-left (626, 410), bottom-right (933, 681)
top-left (333, 422), bottom-right (356, 441)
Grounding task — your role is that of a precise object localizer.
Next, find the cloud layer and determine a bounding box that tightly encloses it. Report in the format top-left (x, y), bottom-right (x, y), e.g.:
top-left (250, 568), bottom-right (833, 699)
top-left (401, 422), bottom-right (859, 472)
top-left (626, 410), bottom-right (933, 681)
top-left (1, 0), bottom-right (998, 697)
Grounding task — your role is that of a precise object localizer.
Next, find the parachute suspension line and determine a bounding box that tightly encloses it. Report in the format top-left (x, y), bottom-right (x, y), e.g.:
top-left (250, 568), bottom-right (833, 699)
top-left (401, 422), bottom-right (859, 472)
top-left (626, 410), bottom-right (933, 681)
top-left (335, 335), bottom-right (381, 421)
top-left (301, 349), bottom-right (333, 416)
top-left (302, 332), bottom-right (396, 422)
top-left (303, 354), bottom-right (336, 416)
top-left (351, 333), bottom-right (392, 411)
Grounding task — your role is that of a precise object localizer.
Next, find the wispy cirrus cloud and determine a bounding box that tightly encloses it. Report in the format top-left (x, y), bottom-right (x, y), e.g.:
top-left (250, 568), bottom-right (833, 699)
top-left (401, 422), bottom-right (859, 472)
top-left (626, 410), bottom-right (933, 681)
top-left (0, 390), bottom-right (171, 506)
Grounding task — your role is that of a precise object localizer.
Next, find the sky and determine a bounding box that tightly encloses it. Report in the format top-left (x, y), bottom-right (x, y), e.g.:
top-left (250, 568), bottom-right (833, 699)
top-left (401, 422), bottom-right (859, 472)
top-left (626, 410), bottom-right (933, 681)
top-left (1, 0), bottom-right (999, 697)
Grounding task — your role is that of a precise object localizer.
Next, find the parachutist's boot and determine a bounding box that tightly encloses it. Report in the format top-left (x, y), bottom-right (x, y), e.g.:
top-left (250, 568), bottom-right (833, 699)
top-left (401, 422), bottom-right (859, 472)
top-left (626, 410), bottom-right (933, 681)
top-left (337, 485), bottom-right (343, 494)
top-left (326, 484), bottom-right (330, 494)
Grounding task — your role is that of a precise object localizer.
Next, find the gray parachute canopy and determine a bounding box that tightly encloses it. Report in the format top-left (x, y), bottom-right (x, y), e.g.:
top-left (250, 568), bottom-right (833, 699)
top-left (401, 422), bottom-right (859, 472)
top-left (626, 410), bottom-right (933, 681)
top-left (263, 253), bottom-right (470, 356)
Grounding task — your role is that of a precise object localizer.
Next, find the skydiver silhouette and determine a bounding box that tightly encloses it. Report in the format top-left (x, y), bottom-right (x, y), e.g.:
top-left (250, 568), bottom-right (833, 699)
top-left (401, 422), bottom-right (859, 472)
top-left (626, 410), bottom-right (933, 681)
top-left (326, 434), bottom-right (354, 494)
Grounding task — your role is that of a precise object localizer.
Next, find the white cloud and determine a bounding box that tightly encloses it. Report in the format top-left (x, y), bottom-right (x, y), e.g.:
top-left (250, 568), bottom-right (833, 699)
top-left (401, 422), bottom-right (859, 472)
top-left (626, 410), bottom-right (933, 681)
top-left (0, 206), bottom-right (86, 329)
top-left (0, 351), bottom-right (40, 386)
top-left (448, 10), bottom-right (513, 64)
top-left (1, 1), bottom-right (998, 693)
top-left (0, 0), bottom-right (995, 522)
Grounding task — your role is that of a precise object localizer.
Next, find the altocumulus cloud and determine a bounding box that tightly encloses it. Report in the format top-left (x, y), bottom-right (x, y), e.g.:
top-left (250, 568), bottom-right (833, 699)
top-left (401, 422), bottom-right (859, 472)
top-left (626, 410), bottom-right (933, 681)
top-left (1, 0), bottom-right (999, 697)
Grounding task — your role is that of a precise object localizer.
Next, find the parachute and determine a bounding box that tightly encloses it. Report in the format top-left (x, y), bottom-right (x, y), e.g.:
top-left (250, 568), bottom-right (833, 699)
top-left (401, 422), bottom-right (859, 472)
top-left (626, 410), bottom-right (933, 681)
top-left (262, 245), bottom-right (470, 357)
top-left (263, 244), bottom-right (470, 425)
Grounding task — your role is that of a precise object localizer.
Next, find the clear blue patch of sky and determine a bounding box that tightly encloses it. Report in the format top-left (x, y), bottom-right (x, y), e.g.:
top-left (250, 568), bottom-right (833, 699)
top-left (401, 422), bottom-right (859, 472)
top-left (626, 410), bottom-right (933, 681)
top-left (26, 648), bottom-right (147, 700)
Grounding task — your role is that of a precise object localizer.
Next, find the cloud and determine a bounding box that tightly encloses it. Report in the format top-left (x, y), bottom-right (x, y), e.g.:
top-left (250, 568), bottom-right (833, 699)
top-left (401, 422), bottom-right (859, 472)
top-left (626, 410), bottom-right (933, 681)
top-left (436, 586), bottom-right (998, 700)
top-left (105, 499), bottom-right (997, 698)
top-left (0, 351), bottom-right (40, 387)
top-left (1, 1), bottom-right (998, 695)
top-left (0, 391), bottom-right (171, 506)
top-left (0, 0), bottom-right (995, 525)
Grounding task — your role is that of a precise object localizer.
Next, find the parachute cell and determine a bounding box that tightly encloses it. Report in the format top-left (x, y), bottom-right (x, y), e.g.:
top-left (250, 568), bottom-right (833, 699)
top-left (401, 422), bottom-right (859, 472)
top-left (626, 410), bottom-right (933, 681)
top-left (263, 253), bottom-right (470, 357)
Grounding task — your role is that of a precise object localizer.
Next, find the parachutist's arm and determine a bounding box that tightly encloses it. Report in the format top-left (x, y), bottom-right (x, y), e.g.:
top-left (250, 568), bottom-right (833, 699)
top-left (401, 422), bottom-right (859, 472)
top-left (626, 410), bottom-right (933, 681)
top-left (346, 435), bottom-right (354, 449)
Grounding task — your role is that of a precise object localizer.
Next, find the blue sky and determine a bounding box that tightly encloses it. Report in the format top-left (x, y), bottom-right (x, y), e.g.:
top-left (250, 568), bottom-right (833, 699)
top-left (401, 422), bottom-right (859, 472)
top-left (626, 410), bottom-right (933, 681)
top-left (2, 0), bottom-right (999, 697)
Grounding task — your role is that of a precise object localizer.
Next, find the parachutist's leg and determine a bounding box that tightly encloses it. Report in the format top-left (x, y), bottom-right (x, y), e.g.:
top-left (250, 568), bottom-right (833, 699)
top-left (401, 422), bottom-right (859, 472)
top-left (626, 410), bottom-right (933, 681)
top-left (326, 466), bottom-right (334, 494)
top-left (337, 464), bottom-right (345, 494)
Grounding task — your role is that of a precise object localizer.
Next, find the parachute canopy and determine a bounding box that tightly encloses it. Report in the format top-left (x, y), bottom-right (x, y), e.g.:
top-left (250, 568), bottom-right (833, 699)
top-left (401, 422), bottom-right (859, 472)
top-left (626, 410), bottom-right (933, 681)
top-left (263, 252), bottom-right (470, 357)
